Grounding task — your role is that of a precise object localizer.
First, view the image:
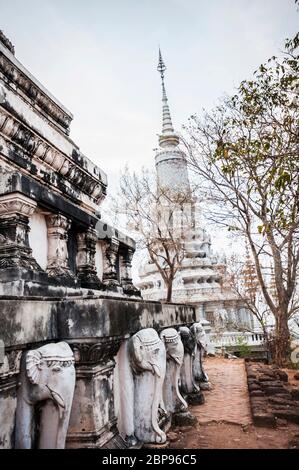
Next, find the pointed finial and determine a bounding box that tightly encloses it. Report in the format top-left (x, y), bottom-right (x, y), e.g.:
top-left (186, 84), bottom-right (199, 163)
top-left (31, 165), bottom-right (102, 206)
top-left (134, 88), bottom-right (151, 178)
top-left (157, 48), bottom-right (179, 148)
top-left (157, 48), bottom-right (166, 80)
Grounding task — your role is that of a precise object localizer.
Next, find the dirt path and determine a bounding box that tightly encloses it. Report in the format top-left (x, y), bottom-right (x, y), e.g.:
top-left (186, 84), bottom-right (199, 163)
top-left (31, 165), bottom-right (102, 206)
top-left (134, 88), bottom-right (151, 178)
top-left (193, 358), bottom-right (251, 425)
top-left (170, 358), bottom-right (299, 449)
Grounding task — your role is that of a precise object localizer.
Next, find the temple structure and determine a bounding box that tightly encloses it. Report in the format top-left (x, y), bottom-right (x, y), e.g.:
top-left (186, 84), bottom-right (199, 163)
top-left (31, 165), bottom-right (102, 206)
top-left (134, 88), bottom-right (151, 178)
top-left (0, 32), bottom-right (213, 449)
top-left (137, 51), bottom-right (260, 352)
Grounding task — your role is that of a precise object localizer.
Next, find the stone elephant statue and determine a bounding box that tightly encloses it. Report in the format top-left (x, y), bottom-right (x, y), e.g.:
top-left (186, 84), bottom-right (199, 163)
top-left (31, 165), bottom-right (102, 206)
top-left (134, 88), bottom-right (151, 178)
top-left (128, 328), bottom-right (167, 445)
top-left (190, 322), bottom-right (210, 389)
top-left (179, 326), bottom-right (204, 405)
top-left (160, 328), bottom-right (187, 416)
top-left (15, 342), bottom-right (75, 449)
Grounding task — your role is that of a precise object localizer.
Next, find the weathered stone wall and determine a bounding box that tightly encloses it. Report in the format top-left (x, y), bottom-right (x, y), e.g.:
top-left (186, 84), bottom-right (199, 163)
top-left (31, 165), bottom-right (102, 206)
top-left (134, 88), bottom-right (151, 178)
top-left (0, 296), bottom-right (196, 448)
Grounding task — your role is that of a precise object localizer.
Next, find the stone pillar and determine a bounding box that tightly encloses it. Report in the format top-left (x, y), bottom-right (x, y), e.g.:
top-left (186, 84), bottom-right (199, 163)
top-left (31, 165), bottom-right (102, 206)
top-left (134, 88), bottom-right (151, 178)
top-left (46, 213), bottom-right (73, 281)
top-left (0, 193), bottom-right (41, 272)
top-left (102, 237), bottom-right (120, 290)
top-left (76, 228), bottom-right (102, 290)
top-left (120, 248), bottom-right (140, 296)
top-left (66, 337), bottom-right (123, 449)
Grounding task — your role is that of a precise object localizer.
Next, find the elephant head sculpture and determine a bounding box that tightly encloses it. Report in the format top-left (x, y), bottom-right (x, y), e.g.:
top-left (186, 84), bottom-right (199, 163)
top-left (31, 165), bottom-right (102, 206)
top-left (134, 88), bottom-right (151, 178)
top-left (128, 328), bottom-right (167, 445)
top-left (160, 328), bottom-right (187, 415)
top-left (178, 326), bottom-right (201, 398)
top-left (15, 342), bottom-right (75, 449)
top-left (190, 322), bottom-right (209, 384)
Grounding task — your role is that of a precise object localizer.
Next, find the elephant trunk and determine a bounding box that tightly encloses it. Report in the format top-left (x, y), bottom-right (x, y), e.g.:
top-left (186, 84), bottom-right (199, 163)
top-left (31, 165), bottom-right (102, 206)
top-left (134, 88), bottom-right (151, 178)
top-left (174, 364), bottom-right (188, 411)
top-left (151, 368), bottom-right (166, 444)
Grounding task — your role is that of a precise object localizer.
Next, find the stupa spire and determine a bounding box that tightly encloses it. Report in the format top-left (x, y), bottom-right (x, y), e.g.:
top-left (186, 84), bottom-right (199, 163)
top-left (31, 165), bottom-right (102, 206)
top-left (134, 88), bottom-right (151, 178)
top-left (157, 49), bottom-right (179, 148)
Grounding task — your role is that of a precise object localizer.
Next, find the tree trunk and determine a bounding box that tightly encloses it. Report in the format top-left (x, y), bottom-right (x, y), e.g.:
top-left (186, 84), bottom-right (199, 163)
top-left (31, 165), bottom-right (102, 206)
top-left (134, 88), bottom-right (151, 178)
top-left (166, 282), bottom-right (173, 303)
top-left (274, 311), bottom-right (290, 366)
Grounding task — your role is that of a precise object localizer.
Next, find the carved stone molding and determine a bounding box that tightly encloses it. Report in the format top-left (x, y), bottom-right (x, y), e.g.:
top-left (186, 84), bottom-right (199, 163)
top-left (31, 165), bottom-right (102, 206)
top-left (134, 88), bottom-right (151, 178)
top-left (0, 349), bottom-right (23, 392)
top-left (46, 213), bottom-right (73, 279)
top-left (0, 48), bottom-right (71, 133)
top-left (71, 338), bottom-right (123, 365)
top-left (0, 193), bottom-right (42, 270)
top-left (102, 238), bottom-right (120, 288)
top-left (0, 107), bottom-right (105, 204)
top-left (76, 228), bottom-right (102, 290)
top-left (0, 193), bottom-right (36, 218)
top-left (0, 31), bottom-right (15, 55)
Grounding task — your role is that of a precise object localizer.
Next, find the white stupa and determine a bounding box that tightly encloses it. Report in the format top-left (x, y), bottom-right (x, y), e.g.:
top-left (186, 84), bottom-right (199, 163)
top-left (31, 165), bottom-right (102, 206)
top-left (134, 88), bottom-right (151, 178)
top-left (137, 51), bottom-right (262, 353)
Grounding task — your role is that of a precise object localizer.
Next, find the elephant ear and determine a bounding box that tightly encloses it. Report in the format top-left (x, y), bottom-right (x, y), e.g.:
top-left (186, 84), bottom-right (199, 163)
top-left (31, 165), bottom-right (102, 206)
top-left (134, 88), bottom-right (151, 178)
top-left (26, 350), bottom-right (43, 385)
top-left (132, 335), bottom-right (143, 366)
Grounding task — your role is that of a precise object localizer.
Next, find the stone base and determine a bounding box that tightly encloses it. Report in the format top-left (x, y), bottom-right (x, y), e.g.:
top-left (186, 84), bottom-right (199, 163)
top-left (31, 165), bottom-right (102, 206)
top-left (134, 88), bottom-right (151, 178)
top-left (186, 391), bottom-right (205, 406)
top-left (0, 267), bottom-right (81, 297)
top-left (122, 284), bottom-right (141, 297)
top-left (200, 381), bottom-right (212, 391)
top-left (172, 411), bottom-right (198, 427)
top-left (77, 272), bottom-right (104, 291)
top-left (103, 434), bottom-right (143, 449)
top-left (159, 409), bottom-right (171, 432)
top-left (102, 279), bottom-right (122, 293)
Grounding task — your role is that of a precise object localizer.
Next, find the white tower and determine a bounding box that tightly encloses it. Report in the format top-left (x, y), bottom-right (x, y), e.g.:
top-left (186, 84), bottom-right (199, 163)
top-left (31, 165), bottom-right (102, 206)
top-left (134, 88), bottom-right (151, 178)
top-left (155, 50), bottom-right (190, 196)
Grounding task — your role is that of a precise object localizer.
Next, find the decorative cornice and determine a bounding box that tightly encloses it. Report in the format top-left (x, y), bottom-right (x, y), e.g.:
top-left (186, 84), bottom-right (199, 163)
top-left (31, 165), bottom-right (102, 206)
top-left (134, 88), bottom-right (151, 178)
top-left (0, 31), bottom-right (15, 55)
top-left (71, 338), bottom-right (123, 365)
top-left (0, 192), bottom-right (37, 217)
top-left (0, 45), bottom-right (72, 133)
top-left (0, 106), bottom-right (106, 204)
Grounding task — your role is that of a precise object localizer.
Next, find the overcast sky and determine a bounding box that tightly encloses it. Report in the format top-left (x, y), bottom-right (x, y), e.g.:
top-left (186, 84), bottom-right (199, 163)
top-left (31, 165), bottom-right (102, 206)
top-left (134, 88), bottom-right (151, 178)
top-left (1, 1), bottom-right (298, 184)
top-left (1, 1), bottom-right (298, 269)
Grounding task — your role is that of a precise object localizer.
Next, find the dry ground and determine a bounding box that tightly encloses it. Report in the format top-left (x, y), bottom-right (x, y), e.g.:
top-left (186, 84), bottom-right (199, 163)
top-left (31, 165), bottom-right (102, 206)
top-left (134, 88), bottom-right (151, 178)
top-left (170, 358), bottom-right (299, 449)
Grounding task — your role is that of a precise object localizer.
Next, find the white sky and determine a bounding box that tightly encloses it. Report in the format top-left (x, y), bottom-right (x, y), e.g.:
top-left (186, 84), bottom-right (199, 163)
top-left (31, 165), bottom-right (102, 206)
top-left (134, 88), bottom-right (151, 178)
top-left (1, 0), bottom-right (298, 270)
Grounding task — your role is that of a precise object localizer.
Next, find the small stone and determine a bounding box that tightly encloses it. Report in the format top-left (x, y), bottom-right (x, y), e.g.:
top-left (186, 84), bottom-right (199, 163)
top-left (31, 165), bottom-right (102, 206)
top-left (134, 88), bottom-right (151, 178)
top-left (167, 432), bottom-right (179, 442)
top-left (187, 391), bottom-right (205, 406)
top-left (253, 411), bottom-right (276, 427)
top-left (276, 418), bottom-right (288, 427)
top-left (290, 387), bottom-right (299, 400)
top-left (289, 434), bottom-right (299, 449)
top-left (272, 408), bottom-right (299, 424)
top-left (200, 382), bottom-right (212, 391)
top-left (268, 396), bottom-right (294, 407)
top-left (172, 412), bottom-right (198, 428)
top-left (250, 390), bottom-right (265, 397)
top-left (242, 424), bottom-right (250, 433)
top-left (263, 386), bottom-right (286, 396)
top-left (275, 370), bottom-right (288, 382)
top-left (248, 384), bottom-right (261, 392)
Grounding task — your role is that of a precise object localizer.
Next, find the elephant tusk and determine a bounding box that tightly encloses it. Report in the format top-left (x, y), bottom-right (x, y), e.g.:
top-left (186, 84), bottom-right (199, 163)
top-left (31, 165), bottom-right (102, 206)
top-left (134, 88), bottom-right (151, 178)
top-left (46, 386), bottom-right (65, 409)
top-left (171, 356), bottom-right (181, 365)
top-left (150, 363), bottom-right (161, 378)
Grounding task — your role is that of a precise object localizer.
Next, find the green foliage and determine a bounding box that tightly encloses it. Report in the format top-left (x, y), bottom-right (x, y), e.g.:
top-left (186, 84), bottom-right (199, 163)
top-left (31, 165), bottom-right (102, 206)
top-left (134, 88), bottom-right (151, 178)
top-left (236, 336), bottom-right (252, 358)
top-left (211, 34), bottom-right (299, 232)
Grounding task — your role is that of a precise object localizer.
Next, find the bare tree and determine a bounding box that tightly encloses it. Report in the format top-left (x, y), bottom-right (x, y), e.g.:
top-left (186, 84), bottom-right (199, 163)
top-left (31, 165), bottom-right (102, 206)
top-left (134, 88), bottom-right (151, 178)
top-left (114, 167), bottom-right (195, 302)
top-left (183, 34), bottom-right (299, 365)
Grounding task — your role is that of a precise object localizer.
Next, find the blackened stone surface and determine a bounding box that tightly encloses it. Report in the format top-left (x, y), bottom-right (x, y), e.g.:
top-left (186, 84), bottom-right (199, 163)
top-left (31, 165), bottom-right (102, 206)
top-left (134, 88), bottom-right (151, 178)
top-left (0, 297), bottom-right (195, 347)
